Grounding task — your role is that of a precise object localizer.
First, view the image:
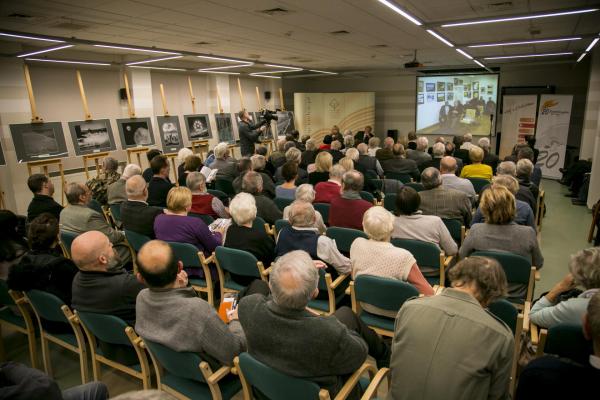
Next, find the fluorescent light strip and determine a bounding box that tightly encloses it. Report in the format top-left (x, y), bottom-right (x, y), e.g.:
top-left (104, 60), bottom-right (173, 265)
top-left (250, 74), bottom-right (282, 79)
top-left (456, 49), bottom-right (473, 59)
top-left (376, 0), bottom-right (422, 26)
top-left (0, 32), bottom-right (64, 43)
top-left (577, 53), bottom-right (587, 62)
top-left (426, 29), bottom-right (454, 47)
top-left (197, 62), bottom-right (254, 71)
top-left (93, 44), bottom-right (180, 55)
top-left (17, 44), bottom-right (73, 58)
top-left (442, 8), bottom-right (598, 27)
top-left (585, 38), bottom-right (599, 52)
top-left (264, 64), bottom-right (303, 71)
top-left (309, 69), bottom-right (338, 75)
top-left (251, 69), bottom-right (302, 75)
top-left (473, 60), bottom-right (486, 68)
top-left (25, 58), bottom-right (111, 66)
top-left (129, 66), bottom-right (187, 71)
top-left (484, 52), bottom-right (573, 60)
top-left (468, 37), bottom-right (581, 48)
top-left (196, 55), bottom-right (248, 63)
top-left (198, 70), bottom-right (240, 75)
top-left (126, 55), bottom-right (183, 66)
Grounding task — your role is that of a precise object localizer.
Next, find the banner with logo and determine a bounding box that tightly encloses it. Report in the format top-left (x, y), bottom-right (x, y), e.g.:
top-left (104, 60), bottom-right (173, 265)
top-left (499, 95), bottom-right (538, 159)
top-left (294, 92), bottom-right (375, 142)
top-left (536, 95), bottom-right (573, 179)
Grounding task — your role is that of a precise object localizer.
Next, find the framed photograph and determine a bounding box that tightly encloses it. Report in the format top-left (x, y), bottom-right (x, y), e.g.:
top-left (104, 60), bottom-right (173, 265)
top-left (116, 118), bottom-right (154, 149)
top-left (418, 80), bottom-right (424, 92)
top-left (464, 91), bottom-right (471, 98)
top-left (447, 83), bottom-right (454, 91)
top-left (215, 113), bottom-right (235, 144)
top-left (464, 83), bottom-right (471, 91)
top-left (473, 82), bottom-right (479, 91)
top-left (426, 93), bottom-right (435, 102)
top-left (156, 116), bottom-right (183, 153)
top-left (425, 83), bottom-right (435, 92)
top-left (68, 119), bottom-right (116, 156)
top-left (447, 92), bottom-right (454, 101)
top-left (437, 93), bottom-right (445, 102)
top-left (0, 140), bottom-right (5, 166)
top-left (487, 85), bottom-right (493, 92)
top-left (184, 114), bottom-right (212, 140)
top-left (9, 122), bottom-right (69, 162)
top-left (417, 94), bottom-right (424, 104)
top-left (437, 82), bottom-right (445, 91)
top-left (480, 87), bottom-right (486, 95)
top-left (276, 111), bottom-right (295, 137)
top-left (473, 91), bottom-right (479, 98)
top-left (454, 78), bottom-right (459, 85)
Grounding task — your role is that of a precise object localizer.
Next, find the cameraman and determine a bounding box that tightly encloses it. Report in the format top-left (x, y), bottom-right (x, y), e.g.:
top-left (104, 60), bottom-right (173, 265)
top-left (238, 110), bottom-right (266, 157)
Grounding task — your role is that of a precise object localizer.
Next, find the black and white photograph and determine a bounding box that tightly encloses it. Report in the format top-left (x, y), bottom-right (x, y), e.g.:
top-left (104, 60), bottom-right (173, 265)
top-left (68, 119), bottom-right (116, 156)
top-left (0, 140), bottom-right (5, 166)
top-left (215, 113), bottom-right (234, 144)
top-left (116, 118), bottom-right (154, 149)
top-left (184, 114), bottom-right (212, 140)
top-left (276, 111), bottom-right (295, 137)
top-left (157, 116), bottom-right (183, 153)
top-left (10, 122), bottom-right (69, 162)
top-left (473, 82), bottom-right (479, 91)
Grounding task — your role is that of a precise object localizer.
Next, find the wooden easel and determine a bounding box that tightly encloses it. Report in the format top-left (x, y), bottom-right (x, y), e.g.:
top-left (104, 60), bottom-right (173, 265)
top-left (127, 148), bottom-right (148, 167)
top-left (159, 83), bottom-right (178, 183)
top-left (27, 159), bottom-right (66, 205)
top-left (255, 86), bottom-right (262, 110)
top-left (191, 140), bottom-right (209, 161)
top-left (216, 85), bottom-right (224, 114)
top-left (279, 88), bottom-right (285, 111)
top-left (83, 152), bottom-right (110, 180)
top-left (254, 86), bottom-right (273, 153)
top-left (123, 72), bottom-right (149, 166)
top-left (188, 76), bottom-right (196, 114)
top-left (237, 78), bottom-right (245, 110)
top-left (24, 65), bottom-right (43, 123)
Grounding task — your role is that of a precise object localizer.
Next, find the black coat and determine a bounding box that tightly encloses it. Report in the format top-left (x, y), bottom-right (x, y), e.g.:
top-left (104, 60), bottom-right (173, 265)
top-left (239, 120), bottom-right (262, 157)
top-left (120, 200), bottom-right (163, 238)
top-left (27, 194), bottom-right (63, 222)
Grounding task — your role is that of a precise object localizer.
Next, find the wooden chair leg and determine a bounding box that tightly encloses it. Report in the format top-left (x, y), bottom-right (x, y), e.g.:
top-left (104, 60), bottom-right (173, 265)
top-left (79, 347), bottom-right (89, 384)
top-left (27, 330), bottom-right (38, 369)
top-left (40, 335), bottom-right (53, 377)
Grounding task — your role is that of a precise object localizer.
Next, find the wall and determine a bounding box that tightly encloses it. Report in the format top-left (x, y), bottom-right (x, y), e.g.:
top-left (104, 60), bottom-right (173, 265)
top-left (585, 52), bottom-right (600, 207)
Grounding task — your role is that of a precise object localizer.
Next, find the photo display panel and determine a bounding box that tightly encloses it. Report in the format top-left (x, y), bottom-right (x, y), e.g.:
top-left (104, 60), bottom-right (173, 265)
top-left (157, 115), bottom-right (184, 153)
top-left (116, 117), bottom-right (155, 149)
top-left (184, 114), bottom-right (212, 140)
top-left (416, 74), bottom-right (499, 136)
top-left (10, 122), bottom-right (69, 162)
top-left (276, 111), bottom-right (295, 137)
top-left (68, 119), bottom-right (117, 156)
top-left (215, 113), bottom-right (235, 144)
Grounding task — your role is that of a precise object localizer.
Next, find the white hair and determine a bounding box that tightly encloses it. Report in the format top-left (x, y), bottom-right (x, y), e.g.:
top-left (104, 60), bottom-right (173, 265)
top-left (478, 137), bottom-right (490, 150)
top-left (186, 171), bottom-right (206, 193)
top-left (345, 147), bottom-right (360, 161)
top-left (122, 164), bottom-right (142, 179)
top-left (416, 137), bottom-right (429, 151)
top-left (516, 158), bottom-right (534, 178)
top-left (229, 192), bottom-right (257, 226)
top-left (362, 206), bottom-right (394, 242)
top-left (251, 154), bottom-right (266, 171)
top-left (214, 142), bottom-right (229, 159)
top-left (269, 250), bottom-right (318, 310)
top-left (331, 140), bottom-right (342, 150)
top-left (288, 201), bottom-right (315, 227)
top-left (285, 147), bottom-right (302, 163)
top-left (294, 183), bottom-right (315, 203)
top-left (497, 161), bottom-right (517, 177)
top-left (432, 142), bottom-right (445, 157)
top-left (177, 148), bottom-right (194, 165)
top-left (463, 133), bottom-right (473, 142)
top-left (330, 164), bottom-right (346, 179)
top-left (305, 139), bottom-right (317, 151)
top-left (344, 135), bottom-right (354, 147)
top-left (126, 175), bottom-right (146, 198)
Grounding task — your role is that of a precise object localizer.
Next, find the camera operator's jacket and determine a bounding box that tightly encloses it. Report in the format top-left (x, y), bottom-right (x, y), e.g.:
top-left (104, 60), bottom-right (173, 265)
top-left (239, 120), bottom-right (262, 157)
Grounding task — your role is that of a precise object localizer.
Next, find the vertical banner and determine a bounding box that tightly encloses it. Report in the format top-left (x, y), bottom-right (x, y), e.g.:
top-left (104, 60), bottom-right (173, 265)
top-left (499, 95), bottom-right (538, 159)
top-left (536, 94), bottom-right (573, 179)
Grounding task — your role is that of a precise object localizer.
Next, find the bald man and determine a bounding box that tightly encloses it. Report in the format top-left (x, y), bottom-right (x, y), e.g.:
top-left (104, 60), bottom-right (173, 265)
top-left (439, 156), bottom-right (476, 202)
top-left (120, 175), bottom-right (163, 238)
top-left (107, 163), bottom-right (142, 206)
top-left (71, 231), bottom-right (144, 326)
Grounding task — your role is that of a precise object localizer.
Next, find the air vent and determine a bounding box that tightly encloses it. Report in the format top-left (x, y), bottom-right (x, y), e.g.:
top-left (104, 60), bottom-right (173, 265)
top-left (52, 22), bottom-right (88, 30)
top-left (330, 30), bottom-right (350, 35)
top-left (258, 8), bottom-right (290, 16)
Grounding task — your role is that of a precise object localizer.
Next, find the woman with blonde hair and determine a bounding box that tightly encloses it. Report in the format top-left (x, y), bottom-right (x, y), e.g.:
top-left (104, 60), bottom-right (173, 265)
top-left (338, 157), bottom-right (354, 172)
top-left (460, 145), bottom-right (493, 180)
top-left (308, 151), bottom-right (332, 185)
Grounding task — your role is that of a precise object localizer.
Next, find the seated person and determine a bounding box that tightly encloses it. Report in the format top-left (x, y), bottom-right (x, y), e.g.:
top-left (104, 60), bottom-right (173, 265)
top-left (329, 140), bottom-right (344, 164)
top-left (319, 134), bottom-right (332, 150)
top-left (176, 148), bottom-right (194, 181)
top-left (210, 142), bottom-right (238, 182)
top-left (308, 152), bottom-right (332, 186)
top-left (233, 157), bottom-right (276, 199)
top-left (367, 137), bottom-right (380, 157)
top-left (516, 158), bottom-right (539, 200)
top-left (275, 161), bottom-right (298, 200)
top-left (224, 193), bottom-right (275, 285)
top-left (375, 137), bottom-right (394, 162)
top-left (276, 202), bottom-right (351, 275)
top-left (251, 154), bottom-right (276, 198)
top-left (517, 146), bottom-right (542, 187)
top-left (479, 137), bottom-right (499, 174)
top-left (142, 149), bottom-right (162, 182)
top-left (238, 250), bottom-right (390, 397)
top-left (497, 161), bottom-right (537, 212)
top-left (86, 157), bottom-right (121, 206)
top-left (530, 247), bottom-right (600, 328)
top-left (439, 156), bottom-right (476, 202)
top-left (351, 206), bottom-right (434, 318)
top-left (107, 164), bottom-right (142, 206)
top-left (71, 231), bottom-right (144, 326)
top-left (120, 175), bottom-right (163, 239)
top-left (356, 143), bottom-right (384, 178)
top-left (314, 164), bottom-right (345, 204)
top-left (419, 142), bottom-right (445, 172)
top-left (26, 173), bottom-right (62, 222)
top-left (516, 291), bottom-right (600, 399)
top-left (147, 155), bottom-right (174, 208)
top-left (392, 186), bottom-right (458, 256)
top-left (187, 172), bottom-right (229, 219)
top-left (0, 211), bottom-right (28, 281)
top-left (8, 214), bottom-right (78, 305)
top-left (419, 167), bottom-right (472, 226)
top-left (154, 187), bottom-right (223, 258)
top-left (60, 183), bottom-right (132, 265)
top-left (380, 144), bottom-right (420, 182)
top-left (460, 146), bottom-right (493, 180)
top-left (274, 148), bottom-right (307, 184)
top-left (329, 170), bottom-right (373, 230)
top-left (242, 171), bottom-right (282, 224)
top-left (406, 137), bottom-right (432, 169)
top-left (283, 184), bottom-right (327, 234)
top-left (387, 257), bottom-right (514, 400)
top-left (177, 154), bottom-right (203, 187)
top-left (300, 139), bottom-right (318, 169)
top-left (255, 146), bottom-right (276, 176)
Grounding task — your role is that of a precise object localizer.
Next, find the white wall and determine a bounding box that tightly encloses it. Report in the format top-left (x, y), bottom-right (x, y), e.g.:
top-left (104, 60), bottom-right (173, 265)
top-left (581, 52), bottom-right (600, 161)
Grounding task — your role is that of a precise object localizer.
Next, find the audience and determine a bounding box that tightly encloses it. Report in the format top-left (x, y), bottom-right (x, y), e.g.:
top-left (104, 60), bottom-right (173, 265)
top-left (529, 247), bottom-right (600, 328)
top-left (380, 143), bottom-right (420, 182)
top-left (187, 172), bottom-right (229, 219)
top-left (497, 161), bottom-right (537, 212)
top-left (142, 149), bottom-right (162, 182)
top-left (238, 250), bottom-right (390, 397)
top-left (406, 137), bottom-right (432, 168)
top-left (0, 211), bottom-right (28, 280)
top-left (329, 170), bottom-right (373, 230)
top-left (283, 184), bottom-right (327, 234)
top-left (392, 187), bottom-right (458, 256)
top-left (419, 167), bottom-right (472, 226)
top-left (367, 137), bottom-right (381, 157)
top-left (387, 256), bottom-right (513, 399)
top-left (276, 161), bottom-right (298, 200)
top-left (107, 163), bottom-right (142, 206)
top-left (516, 158), bottom-right (540, 200)
top-left (210, 142), bottom-right (238, 181)
top-left (406, 131), bottom-right (417, 150)
top-left (329, 140), bottom-right (344, 164)
top-left (308, 152), bottom-right (332, 185)
top-left (26, 174), bottom-right (62, 222)
top-left (479, 137), bottom-right (499, 173)
top-left (270, 138), bottom-right (287, 169)
top-left (120, 175), bottom-right (163, 239)
top-left (86, 157), bottom-right (121, 206)
top-left (439, 156), bottom-right (476, 202)
top-left (420, 142), bottom-right (445, 171)
top-left (300, 138), bottom-right (318, 169)
top-left (177, 154), bottom-right (203, 187)
top-left (242, 171), bottom-right (282, 224)
top-left (517, 146), bottom-right (542, 187)
top-left (320, 134), bottom-right (333, 150)
top-left (175, 148), bottom-right (194, 181)
top-left (314, 164), bottom-right (345, 204)
top-left (251, 154), bottom-right (276, 198)
top-left (460, 132), bottom-right (474, 151)
top-left (255, 146), bottom-right (276, 176)
top-left (338, 156), bottom-right (354, 172)
top-left (375, 137), bottom-right (394, 162)
top-left (444, 141), bottom-right (464, 174)
top-left (275, 147), bottom-right (307, 184)
top-left (356, 143), bottom-right (383, 178)
top-left (460, 146), bottom-right (493, 180)
top-left (146, 155), bottom-right (173, 208)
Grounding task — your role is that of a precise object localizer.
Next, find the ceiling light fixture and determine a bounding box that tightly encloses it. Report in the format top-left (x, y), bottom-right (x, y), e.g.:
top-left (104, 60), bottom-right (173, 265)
top-left (468, 37), bottom-right (582, 47)
top-left (129, 66), bottom-right (187, 71)
top-left (198, 70), bottom-right (241, 75)
top-left (17, 44), bottom-right (74, 58)
top-left (484, 52), bottom-right (573, 60)
top-left (249, 74), bottom-right (282, 79)
top-left (456, 49), bottom-right (473, 59)
top-left (585, 38), bottom-right (599, 52)
top-left (473, 60), bottom-right (486, 68)
top-left (0, 32), bottom-right (65, 43)
top-left (426, 29), bottom-right (454, 47)
top-left (309, 69), bottom-right (338, 75)
top-left (251, 69), bottom-right (303, 75)
top-left (442, 8), bottom-right (598, 27)
top-left (197, 62), bottom-right (254, 72)
top-left (264, 64), bottom-right (302, 71)
top-left (93, 44), bottom-right (181, 55)
top-left (125, 55), bottom-right (183, 66)
top-left (196, 55), bottom-right (248, 63)
top-left (376, 0), bottom-right (422, 26)
top-left (25, 58), bottom-right (111, 66)
top-left (577, 53), bottom-right (587, 62)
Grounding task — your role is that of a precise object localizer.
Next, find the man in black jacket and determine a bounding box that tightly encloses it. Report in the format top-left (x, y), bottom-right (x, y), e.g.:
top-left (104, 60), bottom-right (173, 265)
top-left (147, 155), bottom-right (173, 208)
top-left (26, 174), bottom-right (63, 222)
top-left (241, 171), bottom-right (282, 224)
top-left (238, 110), bottom-right (266, 157)
top-left (121, 175), bottom-right (163, 238)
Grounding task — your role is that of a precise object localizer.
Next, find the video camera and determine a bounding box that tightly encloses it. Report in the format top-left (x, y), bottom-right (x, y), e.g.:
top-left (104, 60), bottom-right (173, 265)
top-left (259, 109), bottom-right (279, 123)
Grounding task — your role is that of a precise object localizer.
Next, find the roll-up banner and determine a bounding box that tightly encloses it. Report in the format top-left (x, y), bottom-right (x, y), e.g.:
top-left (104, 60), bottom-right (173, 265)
top-left (536, 95), bottom-right (573, 179)
top-left (499, 95), bottom-right (538, 159)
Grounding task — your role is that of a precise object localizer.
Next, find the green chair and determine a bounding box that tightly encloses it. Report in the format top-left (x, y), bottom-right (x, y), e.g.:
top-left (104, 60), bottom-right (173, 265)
top-left (383, 194), bottom-right (397, 212)
top-left (109, 203), bottom-right (122, 226)
top-left (215, 246), bottom-right (269, 304)
top-left (537, 323), bottom-right (592, 366)
top-left (350, 275), bottom-right (419, 337)
top-left (214, 179), bottom-right (235, 197)
top-left (359, 191), bottom-right (376, 204)
top-left (143, 338), bottom-right (241, 400)
top-left (124, 230), bottom-right (152, 253)
top-left (59, 230), bottom-right (79, 259)
top-left (236, 352), bottom-right (377, 400)
top-left (88, 198), bottom-right (104, 215)
top-left (274, 219), bottom-right (291, 238)
top-left (442, 218), bottom-right (465, 245)
top-left (326, 227), bottom-right (368, 255)
top-left (25, 290), bottom-right (89, 383)
top-left (307, 268), bottom-right (349, 316)
top-left (252, 216), bottom-right (273, 236)
top-left (75, 311), bottom-right (152, 389)
top-left (467, 177), bottom-right (490, 194)
top-left (207, 189), bottom-right (229, 206)
top-left (167, 242), bottom-right (215, 306)
top-left (274, 197), bottom-right (294, 211)
top-left (385, 172), bottom-right (412, 183)
top-left (391, 238), bottom-right (447, 286)
top-left (0, 285), bottom-right (37, 368)
top-left (313, 203), bottom-right (330, 225)
top-left (189, 213), bottom-right (215, 225)
top-left (404, 182), bottom-right (424, 192)
top-left (471, 250), bottom-right (535, 309)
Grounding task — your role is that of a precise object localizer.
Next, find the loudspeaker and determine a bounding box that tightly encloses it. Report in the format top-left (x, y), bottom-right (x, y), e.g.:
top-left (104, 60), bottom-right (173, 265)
top-left (119, 88), bottom-right (127, 100)
top-left (264, 91), bottom-right (271, 100)
top-left (387, 129), bottom-right (398, 142)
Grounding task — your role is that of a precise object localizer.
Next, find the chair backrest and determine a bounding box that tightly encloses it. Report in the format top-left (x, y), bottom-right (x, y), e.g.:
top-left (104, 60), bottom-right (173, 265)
top-left (238, 352), bottom-right (321, 400)
top-left (442, 218), bottom-right (462, 244)
top-left (274, 219), bottom-right (291, 236)
top-left (124, 230), bottom-right (152, 252)
top-left (354, 275), bottom-right (418, 312)
top-left (385, 172), bottom-right (411, 183)
top-left (383, 194), bottom-right (397, 212)
top-left (471, 251), bottom-right (531, 284)
top-left (109, 203), bottom-right (122, 222)
top-left (216, 246), bottom-right (261, 278)
top-left (326, 227), bottom-right (368, 254)
top-left (313, 203), bottom-right (330, 225)
top-left (467, 177), bottom-right (490, 194)
top-left (252, 216), bottom-right (268, 233)
top-left (274, 197), bottom-right (293, 211)
top-left (488, 299), bottom-right (518, 334)
top-left (76, 311), bottom-right (132, 346)
top-left (189, 212), bottom-right (214, 225)
top-left (59, 231), bottom-right (79, 257)
top-left (404, 182), bottom-right (424, 192)
top-left (544, 323), bottom-right (592, 365)
top-left (207, 189), bottom-right (228, 203)
top-left (88, 199), bottom-right (104, 215)
top-left (167, 242), bottom-right (201, 268)
top-left (214, 179), bottom-right (234, 196)
top-left (391, 238), bottom-right (440, 268)
top-left (359, 191), bottom-right (375, 203)
top-left (26, 290), bottom-right (69, 323)
top-left (0, 280), bottom-right (15, 306)
top-left (144, 338), bottom-right (206, 383)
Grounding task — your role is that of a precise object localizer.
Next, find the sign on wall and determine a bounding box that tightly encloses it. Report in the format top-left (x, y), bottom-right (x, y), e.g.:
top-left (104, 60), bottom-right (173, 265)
top-left (536, 94), bottom-right (573, 179)
top-left (499, 95), bottom-right (538, 159)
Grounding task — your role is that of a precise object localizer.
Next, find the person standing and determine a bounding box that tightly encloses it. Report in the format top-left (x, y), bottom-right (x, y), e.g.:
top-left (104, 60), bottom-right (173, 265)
top-left (238, 110), bottom-right (266, 157)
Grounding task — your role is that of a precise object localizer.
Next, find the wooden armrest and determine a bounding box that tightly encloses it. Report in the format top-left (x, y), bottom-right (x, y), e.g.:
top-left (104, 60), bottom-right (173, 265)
top-left (345, 286), bottom-right (351, 296)
top-left (230, 366), bottom-right (238, 375)
top-left (530, 322), bottom-right (539, 345)
top-left (535, 328), bottom-right (548, 358)
top-left (334, 362), bottom-right (378, 400)
top-left (331, 273), bottom-right (349, 289)
top-left (360, 368), bottom-right (390, 400)
top-left (202, 253), bottom-right (215, 265)
top-left (206, 365), bottom-right (231, 385)
top-left (443, 255), bottom-right (454, 267)
top-left (534, 270), bottom-right (541, 281)
top-left (262, 266), bottom-right (273, 277)
top-left (522, 301), bottom-right (531, 333)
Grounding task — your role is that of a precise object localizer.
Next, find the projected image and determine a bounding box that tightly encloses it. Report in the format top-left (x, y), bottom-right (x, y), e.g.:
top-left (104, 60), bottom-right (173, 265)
top-left (416, 74), bottom-right (498, 136)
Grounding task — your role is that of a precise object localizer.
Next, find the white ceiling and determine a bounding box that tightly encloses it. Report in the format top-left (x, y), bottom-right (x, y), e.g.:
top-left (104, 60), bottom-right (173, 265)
top-left (0, 0), bottom-right (598, 72)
